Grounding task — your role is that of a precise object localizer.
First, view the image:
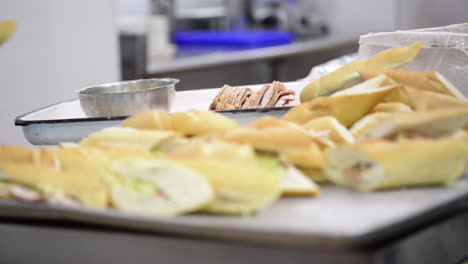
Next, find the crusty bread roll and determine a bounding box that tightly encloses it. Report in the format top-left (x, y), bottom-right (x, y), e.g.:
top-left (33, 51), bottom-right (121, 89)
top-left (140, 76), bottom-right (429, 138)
top-left (359, 107), bottom-right (468, 140)
top-left (370, 102), bottom-right (412, 113)
top-left (170, 110), bottom-right (239, 136)
top-left (300, 42), bottom-right (424, 102)
top-left (359, 69), bottom-right (467, 100)
top-left (248, 116), bottom-right (297, 129)
top-left (121, 110), bottom-right (172, 130)
top-left (0, 145), bottom-right (40, 167)
top-left (280, 166), bottom-right (320, 196)
top-left (166, 138), bottom-right (319, 197)
top-left (166, 139), bottom-right (256, 163)
top-left (324, 138), bottom-right (468, 191)
top-left (219, 126), bottom-right (325, 169)
top-left (349, 113), bottom-right (390, 139)
top-left (173, 158), bottom-right (281, 215)
top-left (80, 127), bottom-right (178, 151)
top-left (1, 163), bottom-right (108, 208)
top-left (302, 116), bottom-right (355, 145)
top-left (284, 84), bottom-right (397, 127)
top-left (298, 167), bottom-right (329, 183)
top-left (109, 158), bottom-right (214, 216)
top-left (329, 74), bottom-right (394, 97)
top-left (403, 86), bottom-right (468, 111)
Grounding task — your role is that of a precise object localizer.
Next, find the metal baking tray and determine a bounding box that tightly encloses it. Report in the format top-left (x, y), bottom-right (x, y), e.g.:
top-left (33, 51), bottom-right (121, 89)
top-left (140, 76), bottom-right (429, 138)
top-left (0, 178), bottom-right (467, 250)
top-left (15, 82), bottom-right (307, 145)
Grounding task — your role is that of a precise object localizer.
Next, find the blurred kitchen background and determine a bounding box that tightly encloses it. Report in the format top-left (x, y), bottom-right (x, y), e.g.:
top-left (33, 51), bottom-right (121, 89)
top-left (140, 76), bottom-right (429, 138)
top-left (1, 0), bottom-right (467, 145)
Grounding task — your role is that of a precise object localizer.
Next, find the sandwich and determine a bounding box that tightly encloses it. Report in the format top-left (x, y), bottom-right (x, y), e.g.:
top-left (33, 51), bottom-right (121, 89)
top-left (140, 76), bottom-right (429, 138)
top-left (80, 127), bottom-right (179, 151)
top-left (350, 113), bottom-right (391, 139)
top-left (324, 138), bottom-right (468, 191)
top-left (402, 86), bottom-right (468, 111)
top-left (358, 107), bottom-right (468, 140)
top-left (121, 109), bottom-right (240, 136)
top-left (283, 81), bottom-right (397, 127)
top-left (300, 42), bottom-right (424, 102)
top-left (0, 146), bottom-right (110, 208)
top-left (302, 116), bottom-right (355, 145)
top-left (170, 110), bottom-right (240, 136)
top-left (0, 144), bottom-right (216, 216)
top-left (121, 109), bottom-right (172, 131)
top-left (166, 138), bottom-right (319, 198)
top-left (358, 69), bottom-right (467, 100)
top-left (107, 158), bottom-right (214, 216)
top-left (219, 126), bottom-right (325, 169)
top-left (370, 102), bottom-right (412, 113)
top-left (219, 119), bottom-right (329, 183)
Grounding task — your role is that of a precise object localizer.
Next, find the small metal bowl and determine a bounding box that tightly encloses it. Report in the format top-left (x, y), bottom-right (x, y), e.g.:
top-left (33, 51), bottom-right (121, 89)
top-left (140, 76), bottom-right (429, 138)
top-left (76, 78), bottom-right (178, 117)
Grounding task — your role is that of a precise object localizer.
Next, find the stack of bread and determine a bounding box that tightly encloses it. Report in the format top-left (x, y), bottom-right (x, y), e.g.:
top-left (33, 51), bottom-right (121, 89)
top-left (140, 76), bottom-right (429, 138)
top-left (0, 41), bottom-right (467, 217)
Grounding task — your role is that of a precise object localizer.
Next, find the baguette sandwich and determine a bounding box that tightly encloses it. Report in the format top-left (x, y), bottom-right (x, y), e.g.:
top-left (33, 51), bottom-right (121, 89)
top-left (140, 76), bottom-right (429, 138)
top-left (300, 42), bottom-right (424, 102)
top-left (324, 138), bottom-right (468, 191)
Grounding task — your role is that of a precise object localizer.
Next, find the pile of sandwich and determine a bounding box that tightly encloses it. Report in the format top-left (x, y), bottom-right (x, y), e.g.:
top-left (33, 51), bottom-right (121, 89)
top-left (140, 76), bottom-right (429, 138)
top-left (209, 81), bottom-right (299, 110)
top-left (0, 41), bottom-right (467, 217)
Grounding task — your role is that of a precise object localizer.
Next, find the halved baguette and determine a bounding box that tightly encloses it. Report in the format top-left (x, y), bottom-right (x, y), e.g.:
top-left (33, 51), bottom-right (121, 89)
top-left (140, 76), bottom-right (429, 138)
top-left (350, 113), bottom-right (391, 139)
top-left (1, 164), bottom-right (108, 208)
top-left (284, 84), bottom-right (397, 127)
top-left (280, 166), bottom-right (320, 196)
top-left (121, 110), bottom-right (172, 130)
top-left (297, 167), bottom-right (329, 183)
top-left (173, 158), bottom-right (281, 215)
top-left (403, 86), bottom-right (468, 111)
top-left (109, 158), bottom-right (214, 216)
top-left (324, 138), bottom-right (468, 191)
top-left (359, 69), bottom-right (467, 100)
top-left (359, 107), bottom-right (468, 140)
top-left (80, 127), bottom-right (178, 151)
top-left (170, 110), bottom-right (240, 136)
top-left (219, 126), bottom-right (325, 169)
top-left (370, 102), bottom-right (412, 113)
top-left (300, 42), bottom-right (424, 102)
top-left (302, 116), bottom-right (355, 145)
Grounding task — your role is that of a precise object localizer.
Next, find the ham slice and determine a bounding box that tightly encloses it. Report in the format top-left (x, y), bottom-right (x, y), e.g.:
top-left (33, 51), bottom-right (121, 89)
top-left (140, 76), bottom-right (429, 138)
top-left (241, 84), bottom-right (270, 109)
top-left (259, 84), bottom-right (276, 108)
top-left (275, 92), bottom-right (299, 107)
top-left (208, 81), bottom-right (297, 110)
top-left (209, 85), bottom-right (229, 110)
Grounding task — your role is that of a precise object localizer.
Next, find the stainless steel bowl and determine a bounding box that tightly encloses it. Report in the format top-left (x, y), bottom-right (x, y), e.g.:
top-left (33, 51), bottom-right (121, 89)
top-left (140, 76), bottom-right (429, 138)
top-left (77, 78), bottom-right (178, 117)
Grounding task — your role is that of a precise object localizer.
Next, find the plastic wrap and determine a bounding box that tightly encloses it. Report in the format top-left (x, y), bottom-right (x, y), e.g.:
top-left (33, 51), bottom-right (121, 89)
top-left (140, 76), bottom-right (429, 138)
top-left (300, 23), bottom-right (468, 97)
top-left (358, 23), bottom-right (468, 96)
top-left (299, 53), bottom-right (357, 82)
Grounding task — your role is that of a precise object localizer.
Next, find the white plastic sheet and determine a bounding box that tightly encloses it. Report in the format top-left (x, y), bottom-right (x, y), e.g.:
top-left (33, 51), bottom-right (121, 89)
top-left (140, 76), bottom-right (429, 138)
top-left (301, 23), bottom-right (468, 97)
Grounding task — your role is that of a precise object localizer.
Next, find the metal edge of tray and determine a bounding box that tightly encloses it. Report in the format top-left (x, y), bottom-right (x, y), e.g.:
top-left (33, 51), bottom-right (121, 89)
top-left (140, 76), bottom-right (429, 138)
top-left (14, 99), bottom-right (294, 126)
top-left (351, 186), bottom-right (468, 249)
top-left (14, 99), bottom-right (129, 126)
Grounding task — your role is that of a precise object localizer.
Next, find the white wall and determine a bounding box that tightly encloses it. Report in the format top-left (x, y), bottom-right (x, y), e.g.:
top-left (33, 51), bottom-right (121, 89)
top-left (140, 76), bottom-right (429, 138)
top-left (0, 0), bottom-right (120, 145)
top-left (396, 0), bottom-right (468, 29)
top-left (316, 0), bottom-right (397, 36)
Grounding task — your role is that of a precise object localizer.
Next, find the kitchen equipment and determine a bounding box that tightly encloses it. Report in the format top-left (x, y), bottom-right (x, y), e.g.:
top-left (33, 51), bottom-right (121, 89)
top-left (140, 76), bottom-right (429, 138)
top-left (172, 30), bottom-right (294, 50)
top-left (76, 78), bottom-right (178, 118)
